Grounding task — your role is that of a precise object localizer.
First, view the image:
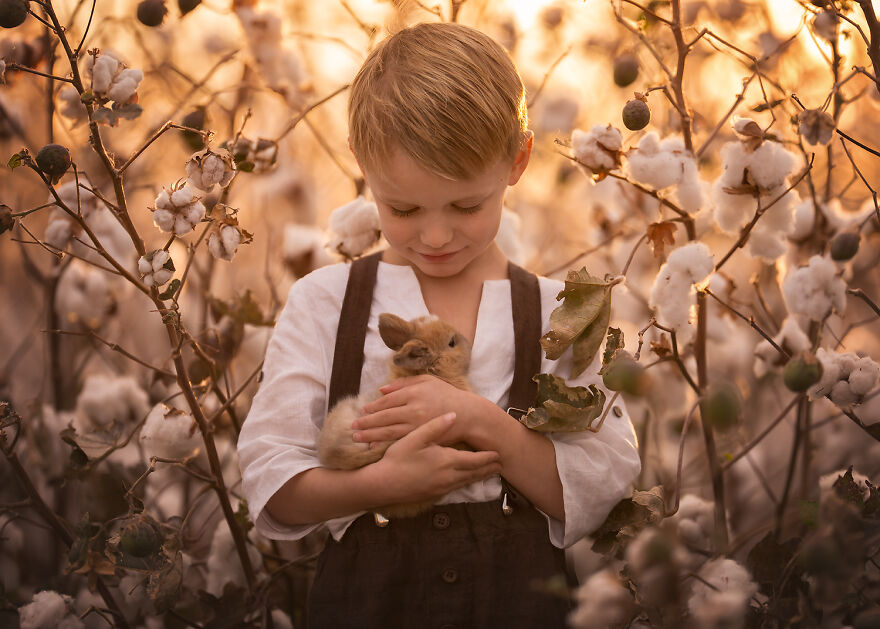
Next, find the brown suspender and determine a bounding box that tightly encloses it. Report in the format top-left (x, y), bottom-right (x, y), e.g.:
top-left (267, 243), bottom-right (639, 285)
top-left (328, 252), bottom-right (543, 412)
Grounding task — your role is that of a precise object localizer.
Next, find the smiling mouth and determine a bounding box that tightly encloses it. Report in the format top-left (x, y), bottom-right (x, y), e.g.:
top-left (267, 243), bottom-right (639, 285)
top-left (418, 251), bottom-right (458, 262)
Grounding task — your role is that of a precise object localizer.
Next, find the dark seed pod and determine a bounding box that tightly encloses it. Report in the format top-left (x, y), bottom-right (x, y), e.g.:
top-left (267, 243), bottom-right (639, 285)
top-left (181, 107), bottom-right (206, 151)
top-left (35, 143), bottom-right (71, 184)
top-left (118, 518), bottom-right (162, 557)
top-left (829, 231), bottom-right (860, 261)
top-left (622, 98), bottom-right (651, 131)
top-left (602, 352), bottom-right (647, 395)
top-left (178, 0), bottom-right (200, 15)
top-left (613, 55), bottom-right (639, 87)
top-left (137, 0), bottom-right (167, 27)
top-left (0, 0), bottom-right (29, 29)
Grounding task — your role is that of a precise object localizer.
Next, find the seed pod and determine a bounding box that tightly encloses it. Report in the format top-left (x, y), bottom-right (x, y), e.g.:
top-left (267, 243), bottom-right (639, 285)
top-left (181, 107), bottom-right (206, 151)
top-left (783, 352), bottom-right (823, 392)
top-left (602, 351), bottom-right (647, 395)
top-left (0, 203), bottom-right (13, 234)
top-left (701, 382), bottom-right (741, 431)
top-left (613, 55), bottom-right (639, 87)
top-left (0, 0), bottom-right (29, 29)
top-left (829, 231), bottom-right (860, 261)
top-left (136, 0), bottom-right (167, 27)
top-left (118, 518), bottom-right (162, 557)
top-left (35, 143), bottom-right (71, 184)
top-left (622, 98), bottom-right (650, 131)
top-left (178, 0), bottom-right (200, 15)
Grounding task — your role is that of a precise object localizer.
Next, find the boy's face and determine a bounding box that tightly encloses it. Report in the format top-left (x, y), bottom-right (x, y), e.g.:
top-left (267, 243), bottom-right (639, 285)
top-left (360, 140), bottom-right (531, 279)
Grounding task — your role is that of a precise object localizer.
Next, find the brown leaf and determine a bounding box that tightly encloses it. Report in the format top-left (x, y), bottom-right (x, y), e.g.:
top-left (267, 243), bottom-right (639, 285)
top-left (650, 334), bottom-right (672, 359)
top-left (646, 222), bottom-right (677, 259)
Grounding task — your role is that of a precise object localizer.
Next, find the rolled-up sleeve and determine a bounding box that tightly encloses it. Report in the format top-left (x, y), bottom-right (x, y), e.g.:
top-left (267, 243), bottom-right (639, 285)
top-left (237, 266), bottom-right (343, 540)
top-left (537, 279), bottom-right (641, 548)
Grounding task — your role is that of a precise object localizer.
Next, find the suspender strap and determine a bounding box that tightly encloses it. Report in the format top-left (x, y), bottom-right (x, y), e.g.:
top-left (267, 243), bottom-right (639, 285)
top-left (507, 261), bottom-right (542, 413)
top-left (327, 251), bottom-right (383, 409)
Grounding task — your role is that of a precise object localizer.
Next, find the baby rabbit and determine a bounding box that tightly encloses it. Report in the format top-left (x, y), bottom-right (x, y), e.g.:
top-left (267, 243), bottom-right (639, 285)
top-left (318, 312), bottom-right (472, 518)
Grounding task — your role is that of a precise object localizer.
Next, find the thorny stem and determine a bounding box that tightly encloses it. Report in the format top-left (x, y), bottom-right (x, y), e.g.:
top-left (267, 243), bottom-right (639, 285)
top-left (0, 406), bottom-right (131, 628)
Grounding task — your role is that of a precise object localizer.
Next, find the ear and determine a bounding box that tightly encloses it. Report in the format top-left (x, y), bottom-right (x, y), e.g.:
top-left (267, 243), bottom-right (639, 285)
top-left (378, 313), bottom-right (412, 350)
top-left (506, 130), bottom-right (534, 186)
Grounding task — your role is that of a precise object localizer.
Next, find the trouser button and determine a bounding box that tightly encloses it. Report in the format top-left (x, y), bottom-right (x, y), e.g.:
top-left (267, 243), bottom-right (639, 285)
top-left (441, 568), bottom-right (458, 583)
top-left (432, 512), bottom-right (450, 529)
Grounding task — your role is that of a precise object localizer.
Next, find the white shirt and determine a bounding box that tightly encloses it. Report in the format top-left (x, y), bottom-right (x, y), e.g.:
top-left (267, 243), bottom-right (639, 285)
top-left (237, 260), bottom-right (640, 548)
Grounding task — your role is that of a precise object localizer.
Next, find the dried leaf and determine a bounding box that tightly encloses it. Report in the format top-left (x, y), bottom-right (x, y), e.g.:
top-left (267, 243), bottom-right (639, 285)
top-left (158, 279), bottom-right (180, 300)
top-left (541, 268), bottom-right (615, 378)
top-left (7, 152), bottom-right (23, 170)
top-left (147, 553), bottom-right (183, 613)
top-left (601, 327), bottom-right (625, 370)
top-left (650, 334), bottom-right (672, 359)
top-left (746, 532), bottom-right (802, 595)
top-left (519, 373), bottom-right (606, 432)
top-left (646, 221), bottom-right (676, 259)
top-left (591, 486), bottom-right (666, 558)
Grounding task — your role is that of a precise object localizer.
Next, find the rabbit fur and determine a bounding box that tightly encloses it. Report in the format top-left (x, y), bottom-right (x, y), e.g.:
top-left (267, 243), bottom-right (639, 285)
top-left (317, 312), bottom-right (472, 518)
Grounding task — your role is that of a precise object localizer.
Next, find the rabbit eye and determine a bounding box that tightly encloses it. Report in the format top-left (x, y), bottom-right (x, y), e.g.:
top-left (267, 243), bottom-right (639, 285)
top-left (448, 336), bottom-right (456, 348)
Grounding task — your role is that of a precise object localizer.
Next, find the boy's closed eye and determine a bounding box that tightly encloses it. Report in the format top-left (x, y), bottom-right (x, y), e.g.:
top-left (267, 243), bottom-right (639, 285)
top-left (390, 204), bottom-right (482, 217)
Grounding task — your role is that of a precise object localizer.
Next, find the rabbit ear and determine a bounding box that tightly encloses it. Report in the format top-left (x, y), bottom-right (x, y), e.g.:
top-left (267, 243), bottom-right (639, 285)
top-left (378, 313), bottom-right (412, 350)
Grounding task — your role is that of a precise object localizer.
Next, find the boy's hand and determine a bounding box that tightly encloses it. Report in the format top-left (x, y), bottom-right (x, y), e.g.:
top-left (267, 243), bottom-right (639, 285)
top-left (370, 413), bottom-right (501, 504)
top-left (352, 375), bottom-right (480, 446)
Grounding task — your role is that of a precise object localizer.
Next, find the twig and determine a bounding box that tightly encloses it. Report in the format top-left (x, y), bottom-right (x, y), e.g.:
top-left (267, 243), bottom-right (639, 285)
top-left (704, 288), bottom-right (789, 359)
top-left (722, 395), bottom-right (801, 470)
top-left (277, 83), bottom-right (350, 141)
top-left (696, 72), bottom-right (756, 158)
top-left (6, 63), bottom-right (73, 83)
top-left (837, 135), bottom-right (880, 229)
top-left (74, 0), bottom-right (97, 56)
top-left (42, 329), bottom-right (176, 377)
top-left (541, 229), bottom-right (629, 276)
top-left (847, 288), bottom-right (880, 318)
top-left (527, 47), bottom-right (572, 108)
top-left (774, 396), bottom-right (807, 538)
top-left (652, 321), bottom-right (700, 393)
top-left (621, 232), bottom-right (648, 277)
top-left (666, 400), bottom-right (700, 517)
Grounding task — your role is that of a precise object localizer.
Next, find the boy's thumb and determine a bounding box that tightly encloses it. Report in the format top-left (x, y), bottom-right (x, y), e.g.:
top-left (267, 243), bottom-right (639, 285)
top-left (407, 412), bottom-right (456, 448)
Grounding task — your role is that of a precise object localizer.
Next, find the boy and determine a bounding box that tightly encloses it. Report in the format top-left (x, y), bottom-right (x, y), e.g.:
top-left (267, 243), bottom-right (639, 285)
top-left (238, 21), bottom-right (640, 628)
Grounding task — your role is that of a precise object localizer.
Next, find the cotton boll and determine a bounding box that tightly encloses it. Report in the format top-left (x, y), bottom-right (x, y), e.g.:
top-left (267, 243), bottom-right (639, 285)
top-left (687, 558), bottom-right (757, 629)
top-left (140, 403), bottom-right (201, 459)
top-left (208, 225), bottom-right (243, 261)
top-left (790, 198), bottom-right (816, 241)
top-left (650, 269), bottom-right (694, 331)
top-left (328, 196), bottom-right (381, 259)
top-left (808, 348), bottom-right (879, 406)
top-left (711, 179), bottom-right (755, 233)
top-left (747, 228), bottom-right (787, 261)
top-left (152, 185), bottom-right (205, 235)
top-left (204, 519), bottom-right (262, 596)
top-left (55, 260), bottom-right (115, 329)
top-left (45, 216), bottom-right (74, 250)
top-left (674, 159), bottom-right (704, 213)
top-left (282, 223), bottom-right (334, 276)
top-left (717, 142), bottom-right (750, 187)
top-left (666, 242), bottom-right (714, 284)
top-left (782, 255), bottom-right (846, 321)
top-left (747, 141), bottom-right (797, 190)
top-left (18, 590), bottom-right (84, 629)
top-left (186, 149), bottom-right (236, 192)
top-left (106, 68), bottom-right (142, 103)
top-left (58, 86), bottom-right (87, 120)
top-left (89, 55), bottom-right (119, 95)
top-left (570, 125), bottom-right (622, 173)
top-left (138, 249), bottom-right (175, 287)
top-left (569, 569), bottom-right (635, 629)
top-left (76, 373), bottom-right (149, 428)
top-left (849, 358), bottom-right (880, 396)
top-left (624, 132), bottom-right (688, 190)
top-left (759, 188), bottom-right (797, 234)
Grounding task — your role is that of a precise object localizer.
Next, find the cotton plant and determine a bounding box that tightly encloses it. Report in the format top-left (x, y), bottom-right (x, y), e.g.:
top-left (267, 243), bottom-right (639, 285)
top-left (710, 118), bottom-right (800, 261)
top-left (139, 403), bottom-right (201, 460)
top-left (75, 373), bottom-right (150, 429)
top-left (808, 348), bottom-right (879, 407)
top-left (83, 50), bottom-right (143, 104)
top-left (138, 249), bottom-right (175, 287)
top-left (328, 196), bottom-right (381, 259)
top-left (686, 558), bottom-right (758, 629)
top-left (648, 242), bottom-right (715, 339)
top-left (55, 260), bottom-right (116, 329)
top-left (665, 494), bottom-right (715, 571)
top-left (753, 317), bottom-right (811, 378)
top-left (234, 6), bottom-right (313, 109)
top-left (185, 148), bottom-right (236, 193)
top-left (18, 590), bottom-right (84, 629)
top-left (570, 124), bottom-right (623, 176)
top-left (569, 568), bottom-right (635, 629)
top-left (624, 132), bottom-right (705, 213)
top-left (208, 224), bottom-right (244, 261)
top-left (782, 255), bottom-right (847, 322)
top-left (203, 518), bottom-right (263, 597)
top-left (226, 136), bottom-right (279, 173)
top-left (151, 183), bottom-right (206, 236)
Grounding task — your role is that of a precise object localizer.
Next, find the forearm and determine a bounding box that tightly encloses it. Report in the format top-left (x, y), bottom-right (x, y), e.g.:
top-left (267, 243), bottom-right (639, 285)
top-left (265, 464), bottom-right (389, 526)
top-left (467, 397), bottom-right (565, 521)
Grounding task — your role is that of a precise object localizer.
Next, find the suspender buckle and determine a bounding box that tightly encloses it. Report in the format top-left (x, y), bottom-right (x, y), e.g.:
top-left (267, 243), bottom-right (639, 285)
top-left (501, 492), bottom-right (514, 516)
top-left (506, 407), bottom-right (528, 421)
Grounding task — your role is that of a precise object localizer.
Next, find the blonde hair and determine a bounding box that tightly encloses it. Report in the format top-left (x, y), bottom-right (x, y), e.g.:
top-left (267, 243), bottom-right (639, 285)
top-left (348, 22), bottom-right (528, 180)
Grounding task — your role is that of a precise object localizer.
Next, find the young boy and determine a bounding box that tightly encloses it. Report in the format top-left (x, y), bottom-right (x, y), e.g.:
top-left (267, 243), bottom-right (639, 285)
top-left (238, 21), bottom-right (640, 628)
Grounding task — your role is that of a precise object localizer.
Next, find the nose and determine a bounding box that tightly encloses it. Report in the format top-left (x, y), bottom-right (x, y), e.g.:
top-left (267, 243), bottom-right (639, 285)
top-left (419, 219), bottom-right (453, 250)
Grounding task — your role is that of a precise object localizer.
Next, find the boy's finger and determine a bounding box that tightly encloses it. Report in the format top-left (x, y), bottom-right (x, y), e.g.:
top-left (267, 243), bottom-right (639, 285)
top-left (352, 424), bottom-right (409, 443)
top-left (452, 449), bottom-right (501, 470)
top-left (400, 412), bottom-right (456, 448)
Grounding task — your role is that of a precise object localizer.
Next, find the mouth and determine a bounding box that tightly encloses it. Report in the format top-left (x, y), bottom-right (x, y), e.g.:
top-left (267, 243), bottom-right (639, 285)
top-left (418, 250), bottom-right (459, 263)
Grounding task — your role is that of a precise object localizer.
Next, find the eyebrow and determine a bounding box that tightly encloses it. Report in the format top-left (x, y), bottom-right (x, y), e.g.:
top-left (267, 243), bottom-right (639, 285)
top-left (385, 194), bottom-right (489, 207)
